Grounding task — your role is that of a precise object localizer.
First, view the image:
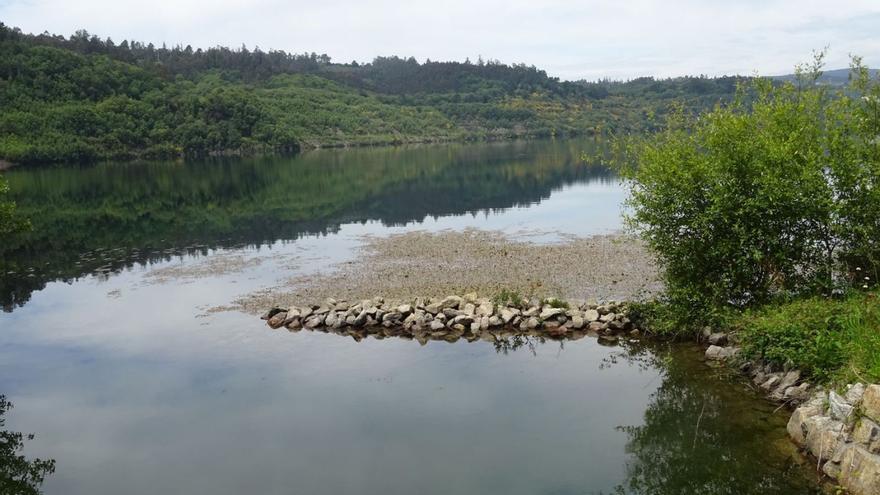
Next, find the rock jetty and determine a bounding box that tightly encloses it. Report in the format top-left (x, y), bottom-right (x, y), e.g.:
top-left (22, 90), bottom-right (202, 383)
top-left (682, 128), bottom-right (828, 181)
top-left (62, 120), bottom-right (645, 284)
top-left (262, 293), bottom-right (638, 342)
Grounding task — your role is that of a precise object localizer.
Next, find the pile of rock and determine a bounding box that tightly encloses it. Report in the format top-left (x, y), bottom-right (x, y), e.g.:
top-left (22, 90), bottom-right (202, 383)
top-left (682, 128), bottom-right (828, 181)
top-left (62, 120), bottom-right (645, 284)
top-left (747, 364), bottom-right (814, 403)
top-left (702, 329), bottom-right (741, 361)
top-left (262, 294), bottom-right (638, 341)
top-left (788, 384), bottom-right (880, 495)
top-left (702, 330), bottom-right (814, 403)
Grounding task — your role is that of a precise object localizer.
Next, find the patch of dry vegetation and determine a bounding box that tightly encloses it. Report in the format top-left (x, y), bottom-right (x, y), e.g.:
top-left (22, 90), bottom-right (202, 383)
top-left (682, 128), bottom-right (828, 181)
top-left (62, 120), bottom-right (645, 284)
top-left (233, 229), bottom-right (660, 314)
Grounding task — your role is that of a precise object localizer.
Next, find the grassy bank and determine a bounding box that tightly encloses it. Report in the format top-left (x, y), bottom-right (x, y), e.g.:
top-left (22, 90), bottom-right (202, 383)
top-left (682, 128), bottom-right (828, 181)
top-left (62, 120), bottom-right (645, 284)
top-left (630, 290), bottom-right (880, 385)
top-left (737, 291), bottom-right (880, 384)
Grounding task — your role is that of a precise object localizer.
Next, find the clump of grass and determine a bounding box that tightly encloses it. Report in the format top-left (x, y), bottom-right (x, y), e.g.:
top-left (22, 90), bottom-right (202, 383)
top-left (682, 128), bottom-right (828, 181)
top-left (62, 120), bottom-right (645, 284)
top-left (492, 288), bottom-right (525, 307)
top-left (738, 291), bottom-right (880, 383)
top-left (541, 297), bottom-right (570, 309)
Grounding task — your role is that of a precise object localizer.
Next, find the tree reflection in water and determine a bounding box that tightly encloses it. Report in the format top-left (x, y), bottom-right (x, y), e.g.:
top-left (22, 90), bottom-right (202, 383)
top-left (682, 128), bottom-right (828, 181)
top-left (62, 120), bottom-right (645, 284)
top-left (275, 325), bottom-right (824, 494)
top-left (0, 395), bottom-right (55, 495)
top-left (604, 344), bottom-right (824, 495)
top-left (493, 335), bottom-right (555, 356)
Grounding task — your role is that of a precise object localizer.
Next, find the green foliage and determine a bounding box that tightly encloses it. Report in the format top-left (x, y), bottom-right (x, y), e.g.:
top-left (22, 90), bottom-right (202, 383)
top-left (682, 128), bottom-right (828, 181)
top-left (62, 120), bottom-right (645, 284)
top-left (492, 288), bottom-right (525, 307)
top-left (625, 299), bottom-right (736, 338)
top-left (541, 297), bottom-right (570, 309)
top-left (0, 23), bottom-right (742, 165)
top-left (739, 291), bottom-right (880, 382)
top-left (0, 396), bottom-right (56, 494)
top-left (616, 53), bottom-right (880, 331)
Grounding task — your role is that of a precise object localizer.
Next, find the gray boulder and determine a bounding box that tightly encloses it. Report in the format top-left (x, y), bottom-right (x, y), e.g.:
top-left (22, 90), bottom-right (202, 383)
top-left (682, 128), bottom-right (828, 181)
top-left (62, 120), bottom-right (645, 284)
top-left (829, 391), bottom-right (855, 421)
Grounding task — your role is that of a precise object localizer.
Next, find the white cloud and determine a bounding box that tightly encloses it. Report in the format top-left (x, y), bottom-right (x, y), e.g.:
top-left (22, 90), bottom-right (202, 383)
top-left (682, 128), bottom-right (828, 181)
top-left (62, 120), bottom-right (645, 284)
top-left (1, 0), bottom-right (878, 80)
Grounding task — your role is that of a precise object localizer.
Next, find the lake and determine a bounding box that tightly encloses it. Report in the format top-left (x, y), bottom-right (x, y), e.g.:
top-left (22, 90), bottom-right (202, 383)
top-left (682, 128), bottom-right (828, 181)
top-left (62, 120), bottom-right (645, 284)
top-left (0, 139), bottom-right (822, 494)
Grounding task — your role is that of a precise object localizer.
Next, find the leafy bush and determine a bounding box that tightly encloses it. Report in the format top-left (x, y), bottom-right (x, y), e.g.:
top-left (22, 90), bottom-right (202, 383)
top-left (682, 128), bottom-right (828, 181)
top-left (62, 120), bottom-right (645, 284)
top-left (616, 53), bottom-right (880, 330)
top-left (625, 299), bottom-right (736, 338)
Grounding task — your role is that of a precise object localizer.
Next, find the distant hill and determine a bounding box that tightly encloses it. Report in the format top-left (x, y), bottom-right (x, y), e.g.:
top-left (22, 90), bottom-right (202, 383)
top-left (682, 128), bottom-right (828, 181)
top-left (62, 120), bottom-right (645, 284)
top-left (0, 23), bottom-right (743, 165)
top-left (771, 67), bottom-right (879, 86)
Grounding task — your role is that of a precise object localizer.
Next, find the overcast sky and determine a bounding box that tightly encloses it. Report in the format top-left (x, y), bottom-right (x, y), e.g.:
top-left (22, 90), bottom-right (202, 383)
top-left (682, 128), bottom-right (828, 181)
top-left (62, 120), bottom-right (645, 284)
top-left (1, 0), bottom-right (878, 81)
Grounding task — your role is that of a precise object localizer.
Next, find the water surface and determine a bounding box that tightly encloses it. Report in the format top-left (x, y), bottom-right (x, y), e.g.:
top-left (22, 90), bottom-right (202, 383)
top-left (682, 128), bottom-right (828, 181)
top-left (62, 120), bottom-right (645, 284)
top-left (0, 139), bottom-right (822, 494)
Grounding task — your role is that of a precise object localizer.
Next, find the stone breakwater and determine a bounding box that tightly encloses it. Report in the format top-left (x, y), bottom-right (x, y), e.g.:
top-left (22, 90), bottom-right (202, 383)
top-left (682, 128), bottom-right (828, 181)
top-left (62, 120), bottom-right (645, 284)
top-left (702, 333), bottom-right (880, 494)
top-left (262, 293), bottom-right (639, 343)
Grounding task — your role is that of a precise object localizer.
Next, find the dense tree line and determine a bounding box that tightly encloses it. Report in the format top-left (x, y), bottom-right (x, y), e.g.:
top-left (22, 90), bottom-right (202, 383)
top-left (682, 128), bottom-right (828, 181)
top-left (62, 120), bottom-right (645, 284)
top-left (0, 23), bottom-right (743, 165)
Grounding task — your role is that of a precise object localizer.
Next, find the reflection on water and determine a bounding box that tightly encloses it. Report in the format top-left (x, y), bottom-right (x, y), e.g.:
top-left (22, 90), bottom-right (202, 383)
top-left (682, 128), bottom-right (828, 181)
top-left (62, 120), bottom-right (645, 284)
top-left (608, 345), bottom-right (823, 495)
top-left (1, 139), bottom-right (614, 311)
top-left (0, 395), bottom-right (56, 494)
top-left (0, 139), bottom-right (822, 494)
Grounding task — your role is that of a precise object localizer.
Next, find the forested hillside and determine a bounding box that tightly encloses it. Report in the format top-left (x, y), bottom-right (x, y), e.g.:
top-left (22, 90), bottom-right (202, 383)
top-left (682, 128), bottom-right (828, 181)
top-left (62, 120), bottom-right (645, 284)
top-left (0, 24), bottom-right (745, 165)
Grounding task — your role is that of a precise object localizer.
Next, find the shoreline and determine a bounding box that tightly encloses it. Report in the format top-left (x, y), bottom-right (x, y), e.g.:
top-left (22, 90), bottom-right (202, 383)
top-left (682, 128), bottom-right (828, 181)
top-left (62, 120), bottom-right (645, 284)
top-left (0, 132), bottom-right (594, 169)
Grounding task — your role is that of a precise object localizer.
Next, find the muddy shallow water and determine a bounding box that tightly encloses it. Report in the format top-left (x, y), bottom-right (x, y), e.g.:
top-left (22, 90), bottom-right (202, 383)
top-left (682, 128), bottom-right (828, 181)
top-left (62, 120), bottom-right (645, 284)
top-left (0, 139), bottom-right (823, 494)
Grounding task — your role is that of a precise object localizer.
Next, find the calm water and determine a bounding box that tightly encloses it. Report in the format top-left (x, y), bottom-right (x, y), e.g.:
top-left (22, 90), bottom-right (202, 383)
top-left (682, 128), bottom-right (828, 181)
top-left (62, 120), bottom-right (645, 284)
top-left (1, 139), bottom-right (821, 494)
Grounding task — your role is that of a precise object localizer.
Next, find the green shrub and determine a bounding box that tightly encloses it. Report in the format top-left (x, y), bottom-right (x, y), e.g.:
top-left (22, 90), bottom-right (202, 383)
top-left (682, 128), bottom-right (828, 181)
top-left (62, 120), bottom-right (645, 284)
top-left (626, 299), bottom-right (736, 338)
top-left (615, 53), bottom-right (880, 330)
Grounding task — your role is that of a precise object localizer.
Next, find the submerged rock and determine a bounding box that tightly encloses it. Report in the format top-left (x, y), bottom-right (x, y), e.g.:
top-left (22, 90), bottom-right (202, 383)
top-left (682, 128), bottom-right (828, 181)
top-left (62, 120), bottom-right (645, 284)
top-left (705, 345), bottom-right (729, 361)
top-left (267, 311), bottom-right (288, 329)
